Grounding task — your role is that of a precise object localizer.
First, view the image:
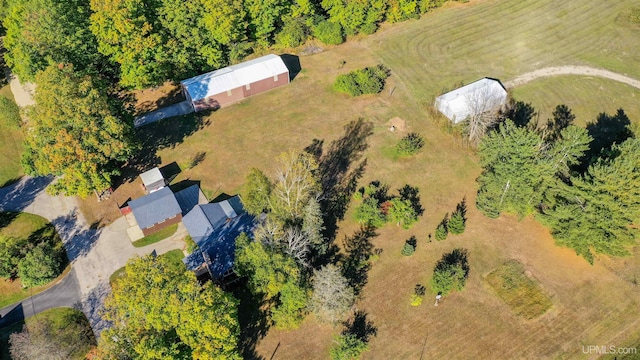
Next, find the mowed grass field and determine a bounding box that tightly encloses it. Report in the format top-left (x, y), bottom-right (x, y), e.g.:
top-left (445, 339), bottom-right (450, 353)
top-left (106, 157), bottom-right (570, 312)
top-left (89, 0), bottom-right (640, 358)
top-left (0, 85), bottom-right (23, 187)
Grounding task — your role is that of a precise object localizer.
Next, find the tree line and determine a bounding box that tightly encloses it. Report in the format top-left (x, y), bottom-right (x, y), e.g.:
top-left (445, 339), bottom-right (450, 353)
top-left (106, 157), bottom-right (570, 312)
top-left (476, 103), bottom-right (638, 264)
top-left (2, 0), bottom-right (456, 89)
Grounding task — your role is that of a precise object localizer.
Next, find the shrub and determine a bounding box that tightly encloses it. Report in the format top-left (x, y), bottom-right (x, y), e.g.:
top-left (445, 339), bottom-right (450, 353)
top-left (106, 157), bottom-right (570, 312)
top-left (430, 249), bottom-right (470, 296)
top-left (313, 21), bottom-right (344, 45)
top-left (0, 96), bottom-right (21, 128)
top-left (410, 294), bottom-right (422, 306)
top-left (435, 214), bottom-right (449, 241)
top-left (275, 19), bottom-right (308, 48)
top-left (396, 132), bottom-right (425, 156)
top-left (401, 242), bottom-right (415, 256)
top-left (184, 235), bottom-right (198, 254)
top-left (401, 236), bottom-right (417, 256)
top-left (387, 198), bottom-right (418, 229)
top-left (359, 22), bottom-right (378, 35)
top-left (17, 242), bottom-right (64, 287)
top-left (354, 197), bottom-right (386, 228)
top-left (330, 334), bottom-right (368, 360)
top-left (334, 65), bottom-right (390, 97)
top-left (448, 211), bottom-right (465, 235)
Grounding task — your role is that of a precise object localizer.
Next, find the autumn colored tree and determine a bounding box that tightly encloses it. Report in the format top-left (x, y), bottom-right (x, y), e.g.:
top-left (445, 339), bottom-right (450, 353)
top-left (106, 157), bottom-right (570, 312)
top-left (99, 255), bottom-right (241, 359)
top-left (21, 64), bottom-right (135, 197)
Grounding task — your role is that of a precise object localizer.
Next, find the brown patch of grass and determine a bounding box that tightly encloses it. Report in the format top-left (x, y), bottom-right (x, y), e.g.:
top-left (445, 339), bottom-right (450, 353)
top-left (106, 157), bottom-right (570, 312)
top-left (485, 260), bottom-right (553, 320)
top-left (132, 81), bottom-right (184, 115)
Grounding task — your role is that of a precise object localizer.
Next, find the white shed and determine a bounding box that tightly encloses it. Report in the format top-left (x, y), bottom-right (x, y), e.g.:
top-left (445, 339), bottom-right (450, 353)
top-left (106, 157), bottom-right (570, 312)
top-left (140, 167), bottom-right (165, 193)
top-left (435, 78), bottom-right (508, 123)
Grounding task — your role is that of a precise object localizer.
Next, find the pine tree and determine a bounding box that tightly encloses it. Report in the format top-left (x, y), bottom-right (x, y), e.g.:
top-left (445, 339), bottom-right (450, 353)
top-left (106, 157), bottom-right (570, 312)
top-left (435, 214), bottom-right (448, 241)
top-left (448, 211), bottom-right (465, 235)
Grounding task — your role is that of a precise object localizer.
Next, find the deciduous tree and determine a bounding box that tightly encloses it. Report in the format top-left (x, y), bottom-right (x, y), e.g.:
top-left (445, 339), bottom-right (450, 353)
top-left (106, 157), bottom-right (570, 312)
top-left (310, 264), bottom-right (355, 323)
top-left (100, 255), bottom-right (241, 359)
top-left (270, 151), bottom-right (320, 221)
top-left (386, 197), bottom-right (418, 229)
top-left (21, 65), bottom-right (135, 197)
top-left (243, 168), bottom-right (273, 216)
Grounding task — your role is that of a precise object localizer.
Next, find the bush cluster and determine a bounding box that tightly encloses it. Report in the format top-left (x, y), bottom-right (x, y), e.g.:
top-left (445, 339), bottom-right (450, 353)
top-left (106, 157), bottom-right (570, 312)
top-left (313, 21), bottom-right (344, 45)
top-left (396, 132), bottom-right (425, 156)
top-left (334, 65), bottom-right (390, 97)
top-left (353, 182), bottom-right (421, 229)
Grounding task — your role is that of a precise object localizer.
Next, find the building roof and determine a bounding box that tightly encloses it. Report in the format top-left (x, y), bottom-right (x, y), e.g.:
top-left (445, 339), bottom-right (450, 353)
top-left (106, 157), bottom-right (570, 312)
top-left (181, 54), bottom-right (289, 102)
top-left (182, 196), bottom-right (254, 278)
top-left (174, 185), bottom-right (207, 215)
top-left (435, 78), bottom-right (507, 123)
top-left (128, 187), bottom-right (182, 229)
top-left (140, 167), bottom-right (164, 192)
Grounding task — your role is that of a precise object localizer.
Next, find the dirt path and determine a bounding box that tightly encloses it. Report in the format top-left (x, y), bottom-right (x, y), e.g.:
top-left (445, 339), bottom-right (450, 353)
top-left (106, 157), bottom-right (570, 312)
top-left (504, 66), bottom-right (640, 90)
top-left (7, 72), bottom-right (35, 107)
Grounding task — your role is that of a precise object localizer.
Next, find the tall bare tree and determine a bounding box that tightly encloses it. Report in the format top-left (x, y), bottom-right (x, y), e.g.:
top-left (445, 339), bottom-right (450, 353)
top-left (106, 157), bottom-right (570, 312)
top-left (465, 84), bottom-right (506, 145)
top-left (270, 151), bottom-right (321, 221)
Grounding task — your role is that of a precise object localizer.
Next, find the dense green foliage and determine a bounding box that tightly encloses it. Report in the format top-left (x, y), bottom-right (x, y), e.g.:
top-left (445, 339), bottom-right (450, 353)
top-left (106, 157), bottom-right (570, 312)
top-left (330, 333), bottom-right (368, 360)
top-left (448, 210), bottom-right (465, 235)
top-left (401, 239), bottom-right (415, 256)
top-left (334, 65), bottom-right (390, 96)
top-left (430, 248), bottom-right (469, 296)
top-left (0, 214), bottom-right (65, 287)
top-left (3, 0), bottom-right (102, 81)
top-left (313, 20), bottom-right (344, 45)
top-left (0, 96), bottom-right (21, 128)
top-left (476, 104), bottom-right (640, 263)
top-left (476, 120), bottom-right (591, 219)
top-left (270, 280), bottom-right (309, 329)
top-left (354, 197), bottom-right (386, 227)
top-left (2, 0), bottom-right (453, 89)
top-left (21, 65), bottom-right (135, 197)
top-left (387, 198), bottom-right (418, 228)
top-left (243, 168), bottom-right (273, 216)
top-left (17, 242), bottom-right (64, 287)
top-left (435, 215), bottom-right (448, 241)
top-left (99, 255), bottom-right (241, 359)
top-left (396, 132), bottom-right (425, 156)
top-left (540, 138), bottom-right (640, 264)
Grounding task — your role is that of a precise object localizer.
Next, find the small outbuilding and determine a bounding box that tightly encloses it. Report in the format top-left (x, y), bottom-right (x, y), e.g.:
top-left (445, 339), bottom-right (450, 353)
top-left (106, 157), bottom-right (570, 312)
top-left (181, 54), bottom-right (290, 112)
top-left (435, 78), bottom-right (508, 123)
top-left (128, 187), bottom-right (182, 236)
top-left (140, 167), bottom-right (165, 193)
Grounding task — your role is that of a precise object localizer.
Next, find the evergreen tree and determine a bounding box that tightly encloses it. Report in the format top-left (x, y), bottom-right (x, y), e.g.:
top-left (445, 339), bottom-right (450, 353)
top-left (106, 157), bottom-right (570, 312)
top-left (435, 214), bottom-right (448, 241)
top-left (448, 211), bottom-right (465, 235)
top-left (541, 138), bottom-right (640, 263)
top-left (387, 198), bottom-right (418, 229)
top-left (430, 248), bottom-right (469, 296)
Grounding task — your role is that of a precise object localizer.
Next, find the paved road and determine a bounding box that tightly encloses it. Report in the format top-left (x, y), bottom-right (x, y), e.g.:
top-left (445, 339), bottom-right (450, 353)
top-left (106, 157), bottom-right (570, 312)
top-left (0, 271), bottom-right (80, 328)
top-left (134, 100), bottom-right (194, 128)
top-left (0, 177), bottom-right (185, 336)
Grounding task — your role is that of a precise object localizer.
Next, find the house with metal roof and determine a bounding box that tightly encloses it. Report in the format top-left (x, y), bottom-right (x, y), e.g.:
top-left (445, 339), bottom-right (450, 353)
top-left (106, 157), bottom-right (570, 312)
top-left (128, 187), bottom-right (183, 236)
top-left (435, 78), bottom-right (508, 123)
top-left (140, 167), bottom-right (165, 193)
top-left (180, 54), bottom-right (290, 112)
top-left (182, 196), bottom-right (255, 279)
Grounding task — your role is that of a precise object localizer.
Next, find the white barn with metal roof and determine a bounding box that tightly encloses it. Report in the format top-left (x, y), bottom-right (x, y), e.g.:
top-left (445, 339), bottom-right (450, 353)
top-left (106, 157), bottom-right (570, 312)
top-left (435, 78), bottom-right (508, 123)
top-left (181, 54), bottom-right (290, 112)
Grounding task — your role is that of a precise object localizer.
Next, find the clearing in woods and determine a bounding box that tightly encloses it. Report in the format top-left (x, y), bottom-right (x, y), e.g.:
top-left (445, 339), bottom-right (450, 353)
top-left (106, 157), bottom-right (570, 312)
top-left (74, 0), bottom-right (640, 358)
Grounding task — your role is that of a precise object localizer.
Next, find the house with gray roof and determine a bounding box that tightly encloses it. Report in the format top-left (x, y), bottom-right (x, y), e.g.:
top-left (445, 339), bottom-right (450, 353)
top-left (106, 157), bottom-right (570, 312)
top-left (182, 196), bottom-right (255, 279)
top-left (128, 187), bottom-right (182, 236)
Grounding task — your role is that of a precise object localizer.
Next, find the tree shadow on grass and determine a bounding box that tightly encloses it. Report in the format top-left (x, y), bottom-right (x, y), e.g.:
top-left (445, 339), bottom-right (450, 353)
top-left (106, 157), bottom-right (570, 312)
top-left (116, 113), bottom-right (209, 186)
top-left (578, 108), bottom-right (634, 172)
top-left (341, 226), bottom-right (378, 296)
top-left (398, 185), bottom-right (424, 217)
top-left (305, 119), bottom-right (374, 265)
top-left (341, 310), bottom-right (377, 343)
top-left (231, 280), bottom-right (269, 360)
top-left (0, 211), bottom-right (19, 229)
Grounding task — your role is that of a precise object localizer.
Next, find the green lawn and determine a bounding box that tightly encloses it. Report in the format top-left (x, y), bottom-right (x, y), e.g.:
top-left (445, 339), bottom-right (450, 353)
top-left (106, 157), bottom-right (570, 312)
top-left (131, 224), bottom-right (179, 248)
top-left (110, 249), bottom-right (185, 284)
top-left (485, 260), bottom-right (553, 320)
top-left (0, 307), bottom-right (95, 360)
top-left (0, 85), bottom-right (23, 188)
top-left (511, 76), bottom-right (640, 127)
top-left (0, 212), bottom-right (69, 308)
